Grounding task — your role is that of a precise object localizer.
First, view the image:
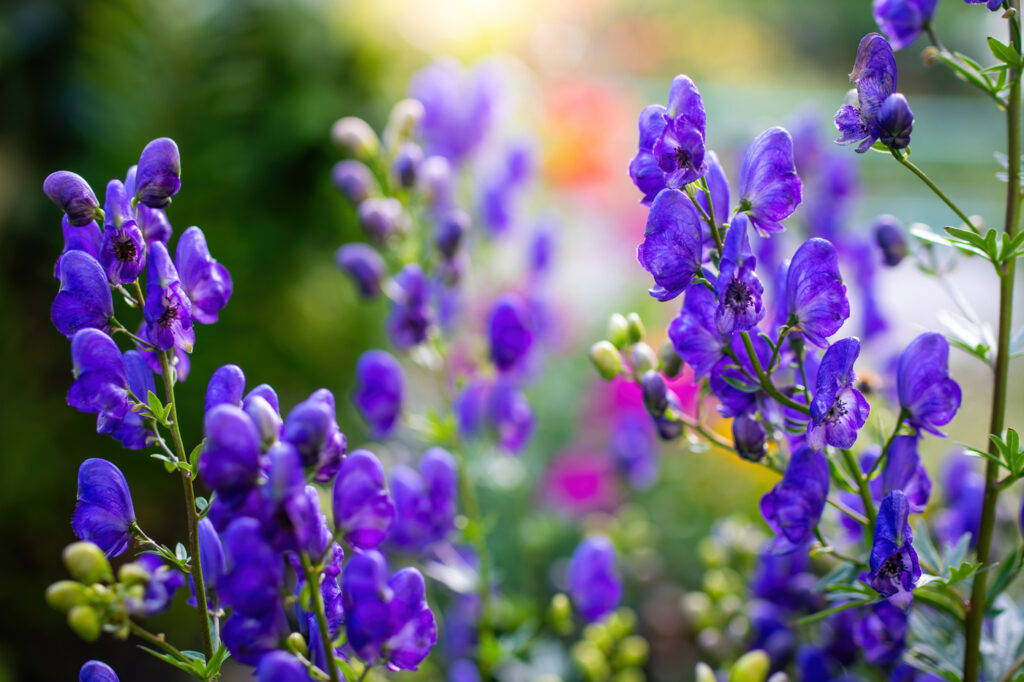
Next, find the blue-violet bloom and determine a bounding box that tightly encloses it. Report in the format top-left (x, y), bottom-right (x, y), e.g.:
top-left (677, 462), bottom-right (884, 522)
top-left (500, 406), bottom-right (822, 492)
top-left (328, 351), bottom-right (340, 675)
top-left (637, 188), bottom-right (704, 301)
top-left (72, 458), bottom-right (136, 557)
top-left (567, 536), bottom-right (622, 622)
top-left (897, 332), bottom-right (961, 436)
top-left (807, 337), bottom-right (870, 449)
top-left (737, 127), bottom-right (802, 235)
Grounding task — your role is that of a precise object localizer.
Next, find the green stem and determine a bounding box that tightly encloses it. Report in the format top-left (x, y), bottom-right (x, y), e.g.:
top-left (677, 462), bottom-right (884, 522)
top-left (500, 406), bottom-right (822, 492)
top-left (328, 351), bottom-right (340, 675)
top-left (864, 411), bottom-right (908, 481)
top-left (301, 552), bottom-right (341, 682)
top-left (157, 350), bottom-right (213, 661)
top-left (765, 325), bottom-right (792, 374)
top-left (454, 450), bottom-right (494, 679)
top-left (964, 7), bottom-right (1021, 682)
top-left (738, 331), bottom-right (810, 415)
top-left (891, 149), bottom-right (980, 233)
top-left (129, 621), bottom-right (193, 665)
top-left (840, 447), bottom-right (876, 526)
top-left (696, 177), bottom-right (724, 254)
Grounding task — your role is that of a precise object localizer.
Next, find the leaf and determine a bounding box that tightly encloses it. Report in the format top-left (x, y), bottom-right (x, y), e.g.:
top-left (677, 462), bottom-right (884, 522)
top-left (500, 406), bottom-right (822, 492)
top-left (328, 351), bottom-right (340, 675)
top-left (720, 374), bottom-right (761, 393)
top-left (204, 644), bottom-right (230, 676)
top-left (915, 520), bottom-right (943, 575)
top-left (916, 574), bottom-right (944, 589)
top-left (137, 647), bottom-right (203, 679)
top-left (188, 442), bottom-right (203, 469)
top-left (815, 562), bottom-right (858, 592)
top-left (946, 560), bottom-right (982, 585)
top-left (794, 597), bottom-right (879, 625)
top-left (911, 224), bottom-right (956, 249)
top-left (175, 542), bottom-right (189, 562)
top-left (146, 390), bottom-right (164, 418)
top-left (986, 546), bottom-right (1024, 608)
top-left (195, 496), bottom-right (208, 512)
top-left (942, 533), bottom-right (973, 576)
top-left (989, 36), bottom-right (1023, 67)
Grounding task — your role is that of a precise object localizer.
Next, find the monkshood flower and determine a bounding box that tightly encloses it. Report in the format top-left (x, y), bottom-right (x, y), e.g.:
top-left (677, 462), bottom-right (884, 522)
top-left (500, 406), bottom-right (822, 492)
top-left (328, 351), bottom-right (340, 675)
top-left (489, 293), bottom-right (534, 372)
top-left (134, 138), bottom-right (181, 208)
top-left (331, 160), bottom-right (378, 205)
top-left (220, 516), bottom-right (285, 618)
top-left (222, 606), bottom-right (290, 666)
top-left (436, 209), bottom-right (469, 261)
top-left (874, 215), bottom-right (908, 266)
top-left (708, 333), bottom-right (773, 418)
top-left (198, 404), bottom-right (262, 500)
top-left (409, 57), bottom-right (498, 164)
top-left (737, 127), bottom-right (802, 235)
top-left (388, 448), bottom-right (458, 553)
top-left (143, 241), bottom-right (194, 353)
top-left (393, 142), bottom-right (424, 189)
top-left (848, 240), bottom-right (889, 341)
top-left (68, 329), bottom-right (132, 434)
top-left (72, 458), bottom-right (136, 557)
top-left (175, 226), bottom-right (232, 324)
top-left (123, 165), bottom-right (174, 244)
top-left (80, 661), bottom-right (119, 682)
top-left (114, 350), bottom-right (155, 450)
top-left (479, 141), bottom-right (533, 236)
top-left (189, 517), bottom-right (226, 606)
top-left (880, 435), bottom-right (932, 514)
top-left (55, 216), bottom-right (104, 278)
top-left (733, 413), bottom-right (768, 462)
top-left (669, 284), bottom-right (728, 378)
top-left (873, 0), bottom-right (937, 51)
top-left (100, 180), bottom-right (147, 285)
top-left (855, 600), bottom-right (908, 665)
top-left (281, 389), bottom-right (347, 480)
top-left (387, 264), bottom-right (434, 349)
top-left (256, 652), bottom-right (311, 682)
top-left (342, 550), bottom-right (437, 670)
top-left (333, 449), bottom-right (395, 549)
top-left (807, 337), bottom-right (870, 449)
top-left (934, 454), bottom-right (984, 545)
top-left (454, 378), bottom-right (535, 453)
top-left (358, 197), bottom-right (405, 242)
top-left (44, 171), bottom-right (100, 226)
top-left (965, 0), bottom-right (1003, 10)
top-left (761, 446), bottom-right (829, 553)
top-left (638, 188), bottom-right (703, 301)
top-left (715, 214), bottom-right (765, 333)
top-left (897, 332), bottom-right (961, 436)
top-left (869, 490), bottom-right (921, 608)
top-left (336, 243), bottom-right (386, 299)
top-left (877, 93), bottom-right (914, 150)
top-left (748, 601), bottom-right (798, 670)
top-left (125, 554), bottom-right (185, 617)
top-left (611, 414), bottom-right (659, 489)
top-left (629, 75), bottom-right (708, 203)
top-left (694, 149), bottom-right (730, 228)
top-left (835, 33), bottom-right (903, 153)
top-left (205, 363), bottom-right (246, 412)
top-left (567, 536), bottom-right (622, 622)
top-left (52, 250), bottom-right (114, 338)
top-left (785, 238), bottom-right (849, 348)
top-left (353, 350), bottom-right (404, 438)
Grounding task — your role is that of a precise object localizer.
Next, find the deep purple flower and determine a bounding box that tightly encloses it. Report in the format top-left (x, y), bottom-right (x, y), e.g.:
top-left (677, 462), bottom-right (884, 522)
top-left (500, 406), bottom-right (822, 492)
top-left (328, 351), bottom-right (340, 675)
top-left (479, 141), bottom-right (533, 236)
top-left (855, 600), bottom-right (908, 665)
top-left (198, 404), bottom-right (262, 499)
top-left (807, 337), bottom-right (870, 449)
top-left (737, 127), bottom-right (802, 235)
top-left (334, 449), bottom-right (395, 549)
top-left (409, 57), bottom-right (498, 164)
top-left (668, 283), bottom-right (728, 379)
top-left (761, 446), bottom-right (829, 553)
top-left (393, 142), bottom-right (424, 188)
top-left (874, 215), bottom-right (908, 266)
top-left (358, 198), bottom-right (405, 242)
top-left (261, 443), bottom-right (324, 556)
top-left (567, 536), bottom-right (622, 622)
top-left (353, 350), bottom-right (404, 438)
top-left (387, 448), bottom-right (458, 553)
top-left (282, 389), bottom-right (346, 479)
top-left (611, 415), bottom-right (659, 489)
top-left (694, 149), bottom-right (730, 227)
top-left (629, 75), bottom-right (708, 202)
top-left (336, 243), bottom-right (386, 299)
top-left (897, 332), bottom-right (961, 436)
top-left (195, 517), bottom-right (226, 599)
top-left (387, 264), bottom-right (434, 349)
top-left (965, 0), bottom-right (1003, 11)
top-left (79, 661), bottom-right (119, 682)
top-left (869, 490), bottom-right (921, 608)
top-left (488, 293), bottom-right (534, 371)
top-left (454, 380), bottom-right (490, 439)
top-left (873, 0), bottom-right (937, 50)
top-left (257, 651), bottom-right (311, 682)
top-left (55, 216), bottom-right (103, 278)
top-left (67, 329), bottom-right (132, 434)
top-left (221, 607), bottom-right (289, 666)
top-left (220, 516), bottom-right (284, 617)
top-left (715, 214), bottom-right (765, 333)
top-left (175, 226), bottom-right (232, 324)
top-left (205, 363), bottom-right (246, 413)
top-left (126, 554), bottom-right (185, 617)
top-left (708, 334), bottom-right (772, 418)
top-left (113, 350), bottom-right (155, 450)
top-left (733, 413), bottom-right (768, 462)
top-left (71, 458), bottom-right (136, 557)
top-left (100, 180), bottom-right (147, 284)
top-left (421, 447), bottom-right (458, 539)
top-left (637, 188), bottom-right (704, 301)
top-left (877, 93), bottom-right (914, 150)
top-left (52, 250), bottom-right (114, 338)
top-left (436, 209), bottom-right (469, 260)
top-left (489, 378), bottom-right (535, 453)
top-left (331, 160), bottom-right (378, 204)
top-left (244, 391), bottom-right (282, 446)
top-left (880, 435), bottom-right (932, 514)
top-left (136, 205), bottom-right (173, 245)
top-left (44, 171), bottom-right (100, 226)
top-left (785, 238), bottom-right (849, 348)
top-left (134, 138), bottom-right (181, 208)
top-left (835, 33), bottom-right (900, 152)
top-left (640, 370), bottom-right (669, 418)
top-left (143, 241), bottom-right (194, 353)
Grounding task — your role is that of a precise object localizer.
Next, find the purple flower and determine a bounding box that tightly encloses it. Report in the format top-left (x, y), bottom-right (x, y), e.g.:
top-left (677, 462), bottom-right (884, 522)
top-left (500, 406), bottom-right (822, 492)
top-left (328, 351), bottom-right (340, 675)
top-left (409, 57), bottom-right (498, 164)
top-left (785, 238), bottom-right (849, 348)
top-left (669, 284), bottom-right (728, 379)
top-left (855, 600), bottom-right (908, 665)
top-left (55, 216), bottom-right (104, 278)
top-left (935, 454), bottom-right (984, 545)
top-left (880, 435), bottom-right (932, 514)
top-left (67, 329), bottom-right (132, 434)
top-left (143, 241), bottom-right (194, 353)
top-left (807, 337), bottom-right (870, 449)
top-left (387, 448), bottom-right (458, 553)
top-left (489, 378), bottom-right (535, 453)
top-left (222, 607), bottom-right (289, 666)
top-left (353, 350), bottom-right (404, 438)
top-left (567, 536), bottom-right (622, 622)
top-left (835, 33), bottom-right (901, 152)
top-left (387, 264), bottom-right (434, 349)
top-left (393, 142), bottom-right (424, 188)
top-left (629, 75), bottom-right (708, 203)
top-left (281, 389), bottom-right (347, 479)
top-left (965, 0), bottom-right (1003, 11)
top-left (100, 180), bottom-right (147, 284)
top-left (220, 516), bottom-right (284, 617)
top-left (334, 449), bottom-right (395, 549)
top-left (256, 652), bottom-right (312, 682)
top-left (737, 127), bottom-right (802, 235)
top-left (869, 490), bottom-right (922, 608)
top-left (195, 517), bottom-right (226, 599)
top-left (479, 141), bottom-right (534, 236)
top-left (708, 334), bottom-right (772, 418)
top-left (436, 209), bottom-right (469, 260)
top-left (637, 188), bottom-right (704, 301)
top-left (488, 293), bottom-right (534, 372)
top-left (733, 413), bottom-right (768, 462)
top-left (761, 446), bottom-right (829, 553)
top-left (205, 363), bottom-right (246, 413)
top-left (52, 251), bottom-right (113, 338)
top-left (175, 226), bottom-right (232, 324)
top-left (79, 661), bottom-right (119, 682)
top-left (126, 555), bottom-right (185, 617)
top-left (874, 215), bottom-right (908, 266)
top-left (694, 149), bottom-right (730, 227)
top-left (358, 197), bottom-right (405, 242)
top-left (336, 243), bottom-right (386, 299)
top-left (714, 214), bottom-right (765, 333)
top-left (198, 404), bottom-right (262, 499)
top-left (331, 160), bottom-right (378, 204)
top-left (136, 205), bottom-right (173, 245)
top-left (611, 415), bottom-right (659, 489)
top-left (134, 138), bottom-right (181, 208)
top-left (44, 171), bottom-right (100, 226)
top-left (113, 350), bottom-right (155, 450)
top-left (897, 332), bottom-right (961, 436)
top-left (873, 0), bottom-right (938, 50)
top-left (877, 93), bottom-right (914, 150)
top-left (71, 458), bottom-right (136, 557)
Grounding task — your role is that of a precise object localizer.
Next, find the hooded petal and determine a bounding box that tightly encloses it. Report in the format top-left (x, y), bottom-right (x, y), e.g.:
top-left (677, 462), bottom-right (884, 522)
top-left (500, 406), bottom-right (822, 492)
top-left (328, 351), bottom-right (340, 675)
top-left (785, 238), bottom-right (849, 347)
top-left (68, 329), bottom-right (131, 431)
top-left (851, 33), bottom-right (898, 125)
top-left (134, 138), bottom-right (181, 209)
top-left (334, 450), bottom-right (396, 549)
top-left (760, 446), bottom-right (829, 553)
top-left (669, 284), bottom-right (729, 378)
top-left (353, 350), bottom-right (404, 438)
top-left (175, 226), bottom-right (232, 324)
top-left (205, 364), bottom-right (246, 413)
top-left (52, 251), bottom-right (114, 338)
top-left (72, 458), bottom-right (136, 557)
top-left (873, 0), bottom-right (937, 51)
top-left (198, 405), bottom-right (262, 497)
top-left (567, 536), bottom-right (622, 622)
top-left (739, 127), bottom-right (802, 235)
top-left (637, 188), bottom-right (704, 301)
top-left (44, 171), bottom-right (100, 226)
top-left (897, 333), bottom-right (961, 435)
top-left (488, 293), bottom-right (534, 372)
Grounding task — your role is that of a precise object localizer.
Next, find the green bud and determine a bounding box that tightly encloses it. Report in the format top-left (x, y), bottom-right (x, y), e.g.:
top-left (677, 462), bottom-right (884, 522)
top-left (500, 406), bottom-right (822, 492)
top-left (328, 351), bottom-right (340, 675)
top-left (696, 662), bottom-right (718, 682)
top-left (383, 99), bottom-right (425, 150)
top-left (286, 632), bottom-right (308, 656)
top-left (612, 671), bottom-right (645, 682)
top-left (606, 607), bottom-right (637, 639)
top-left (583, 622), bottom-right (614, 654)
top-left (46, 580), bottom-right (88, 613)
top-left (615, 635), bottom-right (650, 667)
top-left (658, 338), bottom-right (683, 378)
top-left (330, 117), bottom-right (380, 159)
top-left (680, 591), bottom-right (713, 627)
top-left (698, 537), bottom-right (728, 569)
top-left (625, 313), bottom-right (645, 343)
top-left (63, 542), bottom-right (112, 584)
top-left (118, 562), bottom-right (152, 587)
top-left (730, 650), bottom-right (771, 682)
top-left (607, 314), bottom-right (630, 348)
top-left (548, 593), bottom-right (573, 635)
top-left (629, 343), bottom-right (657, 379)
top-left (590, 341), bottom-right (622, 381)
top-left (571, 641), bottom-right (609, 681)
top-left (703, 567), bottom-right (742, 601)
top-left (67, 605), bottom-right (101, 642)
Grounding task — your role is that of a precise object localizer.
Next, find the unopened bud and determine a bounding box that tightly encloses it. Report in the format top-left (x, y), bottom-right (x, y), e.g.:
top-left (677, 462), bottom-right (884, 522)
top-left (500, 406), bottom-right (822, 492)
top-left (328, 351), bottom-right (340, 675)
top-left (383, 99), bottom-right (425, 150)
top-left (46, 580), bottom-right (89, 612)
top-left (659, 338), bottom-right (683, 377)
top-left (590, 341), bottom-right (622, 381)
top-left (286, 632), bottom-right (308, 656)
top-left (392, 142), bottom-right (424, 189)
top-left (548, 593), bottom-right (573, 635)
top-left (767, 673), bottom-right (790, 682)
top-left (641, 370), bottom-right (669, 417)
top-left (922, 45), bottom-right (940, 66)
top-left (68, 605), bottom-right (102, 642)
top-left (616, 635), bottom-right (650, 668)
top-left (629, 343), bottom-right (657, 379)
top-left (607, 314), bottom-right (629, 348)
top-left (331, 117), bottom-right (379, 159)
top-left (696, 662), bottom-right (718, 682)
top-left (730, 650), bottom-right (771, 682)
top-left (63, 542), bottom-right (112, 584)
top-left (625, 312), bottom-right (645, 343)
top-left (118, 562), bottom-right (152, 587)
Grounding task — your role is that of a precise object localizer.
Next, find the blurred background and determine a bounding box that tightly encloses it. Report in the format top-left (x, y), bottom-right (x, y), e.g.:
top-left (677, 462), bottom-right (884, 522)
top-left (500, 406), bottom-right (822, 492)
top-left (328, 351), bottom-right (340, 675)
top-left (1, 0), bottom-right (1021, 680)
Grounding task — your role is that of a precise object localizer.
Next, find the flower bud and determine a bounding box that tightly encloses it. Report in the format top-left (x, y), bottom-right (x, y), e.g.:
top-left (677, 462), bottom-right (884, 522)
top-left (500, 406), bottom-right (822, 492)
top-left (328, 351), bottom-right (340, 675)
top-left (877, 93), bottom-right (913, 150)
top-left (872, 215), bottom-right (907, 267)
top-left (696, 663), bottom-right (717, 682)
top-left (135, 138), bottom-right (181, 209)
top-left (615, 635), bottom-right (650, 668)
top-left (357, 197), bottom-right (405, 242)
top-left (383, 98), bottom-right (425, 150)
top-left (63, 542), bottom-right (113, 584)
top-left (436, 209), bottom-right (469, 260)
top-left (46, 580), bottom-right (89, 612)
top-left (286, 631), bottom-right (308, 656)
top-left (572, 641), bottom-right (609, 681)
top-left (67, 605), bottom-right (102, 642)
top-left (732, 414), bottom-right (767, 462)
top-left (418, 155), bottom-right (453, 205)
top-left (336, 243), bottom-right (386, 299)
top-left (331, 116), bottom-right (380, 159)
top-left (629, 343), bottom-right (657, 379)
top-left (659, 338), bottom-right (683, 378)
top-left (641, 370), bottom-right (669, 418)
top-left (625, 312), bottom-right (645, 343)
top-left (118, 562), bottom-right (152, 587)
top-left (548, 593), bottom-right (573, 635)
top-left (392, 142), bottom-right (424, 189)
top-left (589, 341), bottom-right (621, 381)
top-left (729, 650), bottom-right (771, 682)
top-left (607, 314), bottom-right (630, 348)
top-left (922, 45), bottom-right (940, 65)
top-left (331, 160), bottom-right (378, 205)
top-left (43, 171), bottom-right (100, 226)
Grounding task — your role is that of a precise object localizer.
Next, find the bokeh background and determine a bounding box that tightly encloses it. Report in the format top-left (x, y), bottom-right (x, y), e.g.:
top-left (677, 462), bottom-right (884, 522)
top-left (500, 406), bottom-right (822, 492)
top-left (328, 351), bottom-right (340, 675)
top-left (1, 0), bottom-right (1021, 680)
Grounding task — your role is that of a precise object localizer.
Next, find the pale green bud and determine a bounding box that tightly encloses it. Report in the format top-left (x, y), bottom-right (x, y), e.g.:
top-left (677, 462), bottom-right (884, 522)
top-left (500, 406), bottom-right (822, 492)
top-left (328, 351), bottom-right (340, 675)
top-left (330, 117), bottom-right (380, 159)
top-left (730, 650), bottom-right (771, 682)
top-left (625, 312), bottom-right (645, 343)
top-left (607, 313), bottom-right (629, 348)
top-left (383, 99), bottom-right (425, 150)
top-left (287, 632), bottom-right (308, 656)
top-left (590, 341), bottom-right (622, 381)
top-left (63, 542), bottom-right (112, 584)
top-left (696, 662), bottom-right (718, 682)
top-left (46, 580), bottom-right (89, 613)
top-left (67, 605), bottom-right (101, 642)
top-left (118, 562), bottom-right (152, 587)
top-left (615, 635), bottom-right (650, 667)
top-left (629, 343), bottom-right (657, 379)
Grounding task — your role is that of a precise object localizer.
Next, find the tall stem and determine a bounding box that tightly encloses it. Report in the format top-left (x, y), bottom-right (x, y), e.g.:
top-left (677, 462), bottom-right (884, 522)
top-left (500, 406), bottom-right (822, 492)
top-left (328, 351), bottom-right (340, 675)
top-left (964, 7), bottom-right (1021, 681)
top-left (891, 149), bottom-right (979, 233)
top-left (300, 552), bottom-right (341, 682)
top-left (455, 451), bottom-right (494, 679)
top-left (158, 350), bottom-right (214, 661)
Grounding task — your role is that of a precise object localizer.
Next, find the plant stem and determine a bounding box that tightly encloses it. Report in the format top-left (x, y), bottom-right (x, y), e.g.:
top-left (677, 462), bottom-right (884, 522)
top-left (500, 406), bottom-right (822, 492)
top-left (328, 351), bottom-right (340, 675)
top-left (454, 450), bottom-right (494, 679)
top-left (840, 447), bottom-right (876, 526)
top-left (129, 621), bottom-right (192, 665)
top-left (964, 7), bottom-right (1021, 681)
top-left (738, 331), bottom-right (811, 415)
top-left (864, 411), bottom-right (908, 481)
top-left (891, 149), bottom-right (980, 234)
top-left (301, 552), bottom-right (341, 682)
top-left (157, 350), bottom-right (214, 661)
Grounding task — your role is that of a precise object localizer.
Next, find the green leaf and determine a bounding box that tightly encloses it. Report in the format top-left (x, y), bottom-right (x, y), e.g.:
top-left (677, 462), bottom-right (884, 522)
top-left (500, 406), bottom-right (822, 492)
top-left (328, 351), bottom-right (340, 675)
top-left (815, 562), bottom-right (858, 592)
top-left (137, 646), bottom-right (203, 679)
top-left (175, 542), bottom-right (189, 562)
top-left (986, 546), bottom-right (1024, 607)
top-left (188, 442), bottom-right (203, 468)
top-left (146, 390), bottom-right (164, 418)
top-left (794, 597), bottom-right (879, 625)
top-left (961, 443), bottom-right (1007, 470)
top-left (195, 496), bottom-right (209, 512)
top-left (915, 521), bottom-right (943, 575)
top-left (942, 533), bottom-right (972, 576)
top-left (204, 643), bottom-right (230, 676)
top-left (989, 36), bottom-right (1022, 67)
top-left (911, 225), bottom-right (955, 249)
top-left (945, 560), bottom-right (982, 586)
top-left (720, 374), bottom-right (760, 393)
